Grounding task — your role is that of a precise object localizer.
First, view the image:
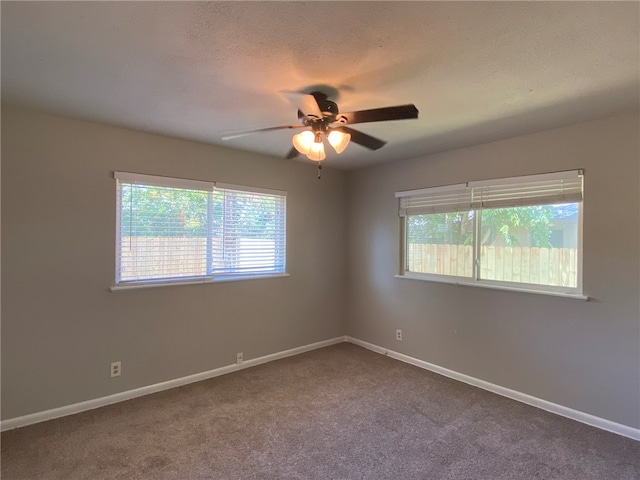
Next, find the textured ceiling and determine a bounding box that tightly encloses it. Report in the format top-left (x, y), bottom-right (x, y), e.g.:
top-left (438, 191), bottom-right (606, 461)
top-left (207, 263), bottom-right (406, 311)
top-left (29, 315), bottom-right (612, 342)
top-left (2, 2), bottom-right (639, 169)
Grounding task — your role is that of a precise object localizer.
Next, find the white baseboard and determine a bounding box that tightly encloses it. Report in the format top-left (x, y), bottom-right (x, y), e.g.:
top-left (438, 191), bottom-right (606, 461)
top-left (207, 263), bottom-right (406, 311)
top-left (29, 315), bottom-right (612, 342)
top-left (1, 336), bottom-right (346, 432)
top-left (5, 335), bottom-right (638, 442)
top-left (345, 336), bottom-right (640, 442)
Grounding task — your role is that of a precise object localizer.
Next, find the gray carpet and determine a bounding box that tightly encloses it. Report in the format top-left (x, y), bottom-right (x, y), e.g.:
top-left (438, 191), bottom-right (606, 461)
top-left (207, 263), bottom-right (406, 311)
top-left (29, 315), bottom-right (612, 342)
top-left (2, 343), bottom-right (639, 479)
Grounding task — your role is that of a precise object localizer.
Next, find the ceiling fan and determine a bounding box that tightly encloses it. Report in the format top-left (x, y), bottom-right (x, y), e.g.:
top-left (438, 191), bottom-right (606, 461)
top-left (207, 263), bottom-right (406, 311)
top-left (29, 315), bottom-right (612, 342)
top-left (221, 91), bottom-right (419, 169)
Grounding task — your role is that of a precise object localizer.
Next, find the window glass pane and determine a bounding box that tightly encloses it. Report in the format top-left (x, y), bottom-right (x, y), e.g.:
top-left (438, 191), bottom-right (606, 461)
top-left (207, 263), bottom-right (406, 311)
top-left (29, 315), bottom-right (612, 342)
top-left (479, 203), bottom-right (578, 287)
top-left (116, 177), bottom-right (286, 284)
top-left (119, 184), bottom-right (208, 282)
top-left (211, 189), bottom-right (286, 274)
top-left (406, 212), bottom-right (474, 277)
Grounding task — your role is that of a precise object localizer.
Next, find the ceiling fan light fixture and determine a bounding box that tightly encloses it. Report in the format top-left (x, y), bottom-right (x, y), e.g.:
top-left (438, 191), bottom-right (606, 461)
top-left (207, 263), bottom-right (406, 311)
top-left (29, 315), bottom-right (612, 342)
top-left (292, 130), bottom-right (315, 154)
top-left (306, 139), bottom-right (326, 161)
top-left (328, 130), bottom-right (351, 154)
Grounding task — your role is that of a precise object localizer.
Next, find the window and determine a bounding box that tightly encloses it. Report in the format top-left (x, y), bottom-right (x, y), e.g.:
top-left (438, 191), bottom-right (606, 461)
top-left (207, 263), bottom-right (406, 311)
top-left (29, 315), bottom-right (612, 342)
top-left (397, 170), bottom-right (584, 296)
top-left (115, 172), bottom-right (286, 286)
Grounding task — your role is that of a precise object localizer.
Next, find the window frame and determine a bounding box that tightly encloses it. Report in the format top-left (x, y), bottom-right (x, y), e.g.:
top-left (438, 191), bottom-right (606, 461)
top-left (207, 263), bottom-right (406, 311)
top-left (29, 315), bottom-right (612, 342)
top-left (396, 171), bottom-right (586, 299)
top-left (112, 172), bottom-right (288, 291)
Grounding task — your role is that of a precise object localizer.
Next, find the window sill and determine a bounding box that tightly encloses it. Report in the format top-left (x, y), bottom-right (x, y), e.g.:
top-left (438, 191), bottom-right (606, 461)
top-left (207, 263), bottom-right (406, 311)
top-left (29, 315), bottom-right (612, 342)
top-left (111, 273), bottom-right (290, 292)
top-left (394, 273), bottom-right (588, 300)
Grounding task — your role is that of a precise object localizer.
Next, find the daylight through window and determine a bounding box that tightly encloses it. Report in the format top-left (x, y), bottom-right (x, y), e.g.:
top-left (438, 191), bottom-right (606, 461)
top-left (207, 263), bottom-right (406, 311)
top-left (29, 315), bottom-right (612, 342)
top-left (115, 172), bottom-right (286, 285)
top-left (397, 170), bottom-right (583, 295)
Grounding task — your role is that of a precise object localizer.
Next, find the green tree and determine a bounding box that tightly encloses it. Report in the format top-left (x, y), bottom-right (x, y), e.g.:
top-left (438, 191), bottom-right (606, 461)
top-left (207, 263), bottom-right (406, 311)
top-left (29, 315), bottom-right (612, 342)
top-left (120, 185), bottom-right (208, 237)
top-left (407, 211), bottom-right (474, 245)
top-left (480, 205), bottom-right (555, 247)
top-left (407, 205), bottom-right (556, 248)
top-left (217, 191), bottom-right (278, 239)
top-left (120, 186), bottom-right (279, 239)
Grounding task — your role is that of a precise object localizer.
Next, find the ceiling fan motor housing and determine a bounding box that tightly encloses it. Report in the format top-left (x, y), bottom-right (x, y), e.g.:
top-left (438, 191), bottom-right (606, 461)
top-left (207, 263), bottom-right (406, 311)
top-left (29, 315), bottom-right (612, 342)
top-left (311, 91), bottom-right (339, 120)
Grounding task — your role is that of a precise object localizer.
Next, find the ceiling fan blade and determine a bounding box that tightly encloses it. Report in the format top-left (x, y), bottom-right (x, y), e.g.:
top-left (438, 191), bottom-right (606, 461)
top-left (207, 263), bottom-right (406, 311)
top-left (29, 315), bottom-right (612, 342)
top-left (338, 104), bottom-right (418, 125)
top-left (280, 91), bottom-right (322, 118)
top-left (285, 147), bottom-right (300, 160)
top-left (334, 126), bottom-right (387, 150)
top-left (221, 124), bottom-right (305, 140)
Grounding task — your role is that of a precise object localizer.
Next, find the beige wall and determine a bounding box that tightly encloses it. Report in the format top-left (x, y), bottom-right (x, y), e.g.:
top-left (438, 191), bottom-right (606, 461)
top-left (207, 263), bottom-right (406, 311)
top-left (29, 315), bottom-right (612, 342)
top-left (347, 113), bottom-right (640, 428)
top-left (1, 106), bottom-right (348, 419)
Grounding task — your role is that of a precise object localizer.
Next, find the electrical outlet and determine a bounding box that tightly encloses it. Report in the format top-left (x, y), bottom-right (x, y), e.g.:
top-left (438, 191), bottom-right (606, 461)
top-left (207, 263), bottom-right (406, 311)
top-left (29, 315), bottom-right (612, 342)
top-left (236, 352), bottom-right (243, 364)
top-left (396, 329), bottom-right (403, 341)
top-left (110, 361), bottom-right (121, 377)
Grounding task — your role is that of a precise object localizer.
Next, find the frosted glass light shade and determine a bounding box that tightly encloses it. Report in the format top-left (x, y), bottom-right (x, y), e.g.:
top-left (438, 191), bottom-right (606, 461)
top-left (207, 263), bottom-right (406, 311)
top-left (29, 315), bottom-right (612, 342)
top-left (306, 141), bottom-right (326, 161)
top-left (292, 131), bottom-right (315, 154)
top-left (328, 130), bottom-right (351, 154)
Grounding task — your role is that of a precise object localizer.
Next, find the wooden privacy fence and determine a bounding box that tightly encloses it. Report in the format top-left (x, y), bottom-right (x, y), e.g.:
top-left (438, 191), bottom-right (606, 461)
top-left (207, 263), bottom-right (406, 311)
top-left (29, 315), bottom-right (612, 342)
top-left (407, 244), bottom-right (577, 287)
top-left (120, 237), bottom-right (208, 279)
top-left (119, 237), bottom-right (275, 280)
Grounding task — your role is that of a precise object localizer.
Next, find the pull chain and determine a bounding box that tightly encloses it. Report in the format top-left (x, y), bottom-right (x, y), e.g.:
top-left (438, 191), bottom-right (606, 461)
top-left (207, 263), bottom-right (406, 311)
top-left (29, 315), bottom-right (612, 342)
top-left (317, 162), bottom-right (322, 180)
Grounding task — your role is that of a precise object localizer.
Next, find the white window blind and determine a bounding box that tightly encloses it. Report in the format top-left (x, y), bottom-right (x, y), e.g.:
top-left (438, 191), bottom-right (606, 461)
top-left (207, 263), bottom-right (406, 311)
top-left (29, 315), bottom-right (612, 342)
top-left (211, 185), bottom-right (287, 275)
top-left (115, 172), bottom-right (286, 285)
top-left (469, 170), bottom-right (583, 209)
top-left (397, 184), bottom-right (471, 216)
top-left (396, 170), bottom-right (583, 216)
